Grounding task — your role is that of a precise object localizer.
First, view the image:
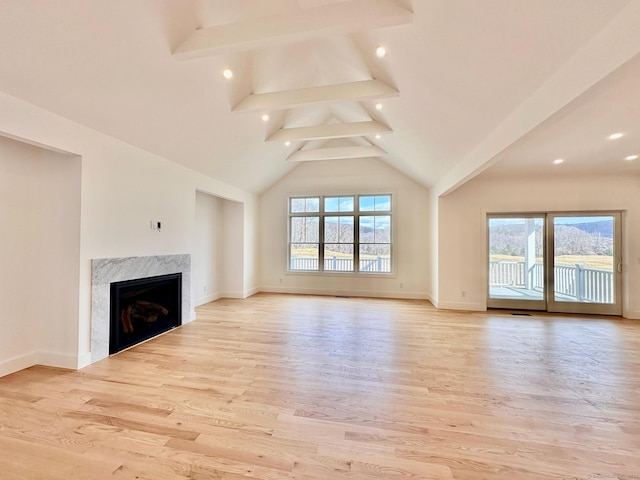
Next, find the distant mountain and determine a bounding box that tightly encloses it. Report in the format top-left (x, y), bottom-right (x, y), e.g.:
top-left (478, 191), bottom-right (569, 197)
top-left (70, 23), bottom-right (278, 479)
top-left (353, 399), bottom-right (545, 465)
top-left (488, 220), bottom-right (612, 256)
top-left (564, 220), bottom-right (612, 238)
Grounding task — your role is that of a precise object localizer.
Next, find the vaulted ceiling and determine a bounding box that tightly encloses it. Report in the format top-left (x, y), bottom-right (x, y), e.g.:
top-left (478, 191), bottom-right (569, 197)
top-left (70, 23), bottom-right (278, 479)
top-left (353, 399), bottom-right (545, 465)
top-left (0, 0), bottom-right (639, 195)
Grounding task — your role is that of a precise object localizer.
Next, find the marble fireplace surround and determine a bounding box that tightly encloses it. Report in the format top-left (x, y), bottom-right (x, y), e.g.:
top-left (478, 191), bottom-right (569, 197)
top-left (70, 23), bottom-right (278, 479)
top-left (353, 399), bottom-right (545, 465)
top-left (91, 254), bottom-right (191, 363)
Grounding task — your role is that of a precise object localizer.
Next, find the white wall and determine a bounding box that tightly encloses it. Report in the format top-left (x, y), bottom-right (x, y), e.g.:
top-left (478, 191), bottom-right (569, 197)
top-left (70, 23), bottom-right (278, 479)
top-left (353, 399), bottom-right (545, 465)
top-left (223, 200), bottom-right (246, 298)
top-left (429, 189), bottom-right (439, 306)
top-left (437, 173), bottom-right (640, 318)
top-left (193, 191), bottom-right (224, 306)
top-left (0, 90), bottom-right (259, 374)
top-left (0, 136), bottom-right (81, 376)
top-left (259, 158), bottom-right (430, 299)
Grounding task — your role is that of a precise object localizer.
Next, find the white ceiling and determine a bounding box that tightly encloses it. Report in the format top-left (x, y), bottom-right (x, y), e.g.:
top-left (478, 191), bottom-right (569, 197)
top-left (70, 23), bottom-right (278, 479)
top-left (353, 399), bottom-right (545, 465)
top-left (0, 0), bottom-right (639, 195)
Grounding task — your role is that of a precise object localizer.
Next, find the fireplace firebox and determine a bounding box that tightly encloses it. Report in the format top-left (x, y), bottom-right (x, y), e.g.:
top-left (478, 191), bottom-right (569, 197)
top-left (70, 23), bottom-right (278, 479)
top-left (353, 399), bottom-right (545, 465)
top-left (110, 273), bottom-right (182, 354)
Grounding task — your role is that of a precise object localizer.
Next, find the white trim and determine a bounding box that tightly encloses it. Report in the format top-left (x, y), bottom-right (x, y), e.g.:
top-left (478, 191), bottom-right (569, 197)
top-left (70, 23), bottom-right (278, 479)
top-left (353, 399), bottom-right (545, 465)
top-left (195, 292), bottom-right (222, 307)
top-left (36, 352), bottom-right (78, 370)
top-left (0, 352), bottom-right (37, 378)
top-left (77, 352), bottom-right (93, 369)
top-left (243, 287), bottom-right (260, 298)
top-left (436, 301), bottom-right (485, 312)
top-left (259, 286), bottom-right (429, 300)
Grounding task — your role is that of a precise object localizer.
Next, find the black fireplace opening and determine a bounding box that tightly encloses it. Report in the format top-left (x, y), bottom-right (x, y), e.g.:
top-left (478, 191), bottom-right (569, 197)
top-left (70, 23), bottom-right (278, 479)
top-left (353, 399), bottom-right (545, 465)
top-left (110, 273), bottom-right (182, 355)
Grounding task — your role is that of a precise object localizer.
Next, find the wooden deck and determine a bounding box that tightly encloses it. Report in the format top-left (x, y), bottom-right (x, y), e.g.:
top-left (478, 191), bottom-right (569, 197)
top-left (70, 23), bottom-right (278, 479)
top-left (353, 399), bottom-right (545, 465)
top-left (1, 293), bottom-right (639, 479)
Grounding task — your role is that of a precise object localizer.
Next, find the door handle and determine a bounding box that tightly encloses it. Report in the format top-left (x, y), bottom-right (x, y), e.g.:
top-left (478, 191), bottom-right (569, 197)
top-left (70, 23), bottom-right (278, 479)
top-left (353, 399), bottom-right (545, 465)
top-left (617, 262), bottom-right (622, 273)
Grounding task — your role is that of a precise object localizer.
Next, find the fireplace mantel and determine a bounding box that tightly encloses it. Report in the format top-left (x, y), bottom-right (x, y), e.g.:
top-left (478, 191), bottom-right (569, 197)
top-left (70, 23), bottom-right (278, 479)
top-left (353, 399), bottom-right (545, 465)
top-left (91, 254), bottom-right (190, 363)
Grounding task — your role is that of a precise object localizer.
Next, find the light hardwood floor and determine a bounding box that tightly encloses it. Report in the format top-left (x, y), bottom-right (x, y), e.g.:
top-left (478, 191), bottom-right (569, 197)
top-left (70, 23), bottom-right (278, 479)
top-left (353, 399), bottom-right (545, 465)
top-left (1, 293), bottom-right (639, 479)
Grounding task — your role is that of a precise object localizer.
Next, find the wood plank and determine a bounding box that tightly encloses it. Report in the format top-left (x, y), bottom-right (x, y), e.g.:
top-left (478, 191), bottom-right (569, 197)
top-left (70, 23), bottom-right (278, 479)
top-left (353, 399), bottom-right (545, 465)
top-left (0, 293), bottom-right (639, 479)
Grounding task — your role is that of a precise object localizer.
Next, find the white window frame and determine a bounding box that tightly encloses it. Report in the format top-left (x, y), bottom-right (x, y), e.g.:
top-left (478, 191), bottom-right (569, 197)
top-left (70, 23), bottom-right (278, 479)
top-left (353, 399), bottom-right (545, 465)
top-left (287, 194), bottom-right (393, 274)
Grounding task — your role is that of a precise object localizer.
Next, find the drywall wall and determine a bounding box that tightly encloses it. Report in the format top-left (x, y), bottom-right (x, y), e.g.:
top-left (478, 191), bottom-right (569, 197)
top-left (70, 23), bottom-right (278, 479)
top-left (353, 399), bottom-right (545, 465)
top-left (0, 137), bottom-right (39, 374)
top-left (0, 90), bottom-right (259, 373)
top-left (222, 200), bottom-right (245, 297)
top-left (437, 173), bottom-right (640, 318)
top-left (259, 158), bottom-right (430, 299)
top-left (30, 149), bottom-right (81, 368)
top-left (429, 189), bottom-right (439, 306)
top-left (193, 191), bottom-right (224, 306)
top-left (0, 136), bottom-right (81, 376)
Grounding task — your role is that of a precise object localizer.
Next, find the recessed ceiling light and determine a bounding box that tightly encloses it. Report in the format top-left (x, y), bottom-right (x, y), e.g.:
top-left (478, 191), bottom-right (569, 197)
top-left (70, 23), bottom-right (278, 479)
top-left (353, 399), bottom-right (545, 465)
top-left (222, 68), bottom-right (233, 79)
top-left (375, 134), bottom-right (382, 140)
top-left (376, 46), bottom-right (386, 58)
top-left (375, 102), bottom-right (383, 111)
top-left (608, 132), bottom-right (624, 140)
top-left (553, 158), bottom-right (564, 165)
top-left (261, 114), bottom-right (269, 122)
top-left (625, 154), bottom-right (638, 161)
top-left (285, 141), bottom-right (291, 147)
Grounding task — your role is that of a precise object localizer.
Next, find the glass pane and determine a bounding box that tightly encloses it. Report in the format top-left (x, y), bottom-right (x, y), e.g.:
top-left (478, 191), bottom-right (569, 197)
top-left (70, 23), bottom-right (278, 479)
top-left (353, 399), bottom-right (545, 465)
top-left (359, 195), bottom-right (391, 212)
top-left (324, 244), bottom-right (354, 271)
top-left (325, 216), bottom-right (339, 242)
top-left (360, 196), bottom-right (375, 211)
top-left (325, 216), bottom-right (354, 243)
top-left (325, 197), bottom-right (339, 213)
top-left (325, 196), bottom-right (354, 212)
top-left (488, 217), bottom-right (544, 301)
top-left (291, 217), bottom-right (319, 242)
top-left (360, 244), bottom-right (391, 272)
top-left (360, 216), bottom-right (390, 243)
top-left (553, 216), bottom-right (614, 304)
top-left (373, 216), bottom-right (390, 242)
top-left (360, 216), bottom-right (375, 242)
top-left (340, 216), bottom-right (354, 242)
top-left (291, 197), bottom-right (319, 213)
top-left (375, 195), bottom-right (391, 211)
top-left (306, 197), bottom-right (320, 212)
top-left (290, 243), bottom-right (319, 270)
top-left (290, 198), bottom-right (306, 213)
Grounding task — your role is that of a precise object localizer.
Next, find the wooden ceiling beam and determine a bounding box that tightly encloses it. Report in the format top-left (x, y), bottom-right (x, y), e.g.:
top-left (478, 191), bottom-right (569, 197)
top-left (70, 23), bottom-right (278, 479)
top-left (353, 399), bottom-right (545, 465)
top-left (174, 0), bottom-right (413, 60)
top-left (286, 145), bottom-right (386, 162)
top-left (233, 79), bottom-right (398, 113)
top-left (267, 121), bottom-right (392, 142)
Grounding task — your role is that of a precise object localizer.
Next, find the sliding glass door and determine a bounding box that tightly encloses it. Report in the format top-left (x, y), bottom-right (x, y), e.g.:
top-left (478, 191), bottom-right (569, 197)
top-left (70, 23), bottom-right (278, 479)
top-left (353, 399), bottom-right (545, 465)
top-left (487, 215), bottom-right (546, 310)
top-left (547, 213), bottom-right (621, 315)
top-left (488, 212), bottom-right (622, 315)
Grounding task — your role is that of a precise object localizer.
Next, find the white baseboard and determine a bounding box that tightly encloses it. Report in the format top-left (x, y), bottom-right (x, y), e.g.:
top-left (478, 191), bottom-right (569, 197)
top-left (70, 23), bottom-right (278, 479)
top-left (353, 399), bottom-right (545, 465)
top-left (244, 287), bottom-right (260, 298)
top-left (220, 291), bottom-right (246, 299)
top-left (36, 351), bottom-right (78, 370)
top-left (195, 292), bottom-right (222, 307)
top-left (259, 285), bottom-right (429, 300)
top-left (427, 294), bottom-right (438, 308)
top-left (436, 300), bottom-right (485, 311)
top-left (0, 352), bottom-right (38, 378)
top-left (623, 310), bottom-right (640, 320)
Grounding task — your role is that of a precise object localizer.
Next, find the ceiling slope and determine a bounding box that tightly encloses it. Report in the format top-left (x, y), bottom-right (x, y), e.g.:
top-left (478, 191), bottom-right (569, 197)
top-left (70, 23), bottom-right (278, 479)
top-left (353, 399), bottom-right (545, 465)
top-left (0, 0), bottom-right (637, 194)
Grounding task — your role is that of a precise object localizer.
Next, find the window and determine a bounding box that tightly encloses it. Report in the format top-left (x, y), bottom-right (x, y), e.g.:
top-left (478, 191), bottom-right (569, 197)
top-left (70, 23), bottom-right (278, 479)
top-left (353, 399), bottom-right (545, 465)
top-left (289, 194), bottom-right (392, 273)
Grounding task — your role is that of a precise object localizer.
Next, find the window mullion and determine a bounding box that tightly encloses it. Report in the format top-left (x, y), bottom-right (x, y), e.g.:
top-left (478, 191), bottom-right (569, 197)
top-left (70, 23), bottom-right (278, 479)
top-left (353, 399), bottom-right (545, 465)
top-left (319, 200), bottom-right (325, 272)
top-left (354, 209), bottom-right (360, 273)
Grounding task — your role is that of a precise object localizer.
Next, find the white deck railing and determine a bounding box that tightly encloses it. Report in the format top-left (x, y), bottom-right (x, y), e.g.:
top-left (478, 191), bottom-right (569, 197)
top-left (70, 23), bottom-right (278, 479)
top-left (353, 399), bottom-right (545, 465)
top-left (290, 256), bottom-right (391, 273)
top-left (489, 261), bottom-right (613, 303)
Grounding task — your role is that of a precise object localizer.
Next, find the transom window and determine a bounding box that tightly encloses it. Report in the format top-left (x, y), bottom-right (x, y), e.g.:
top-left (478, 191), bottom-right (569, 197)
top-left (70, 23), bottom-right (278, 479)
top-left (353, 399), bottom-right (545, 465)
top-left (288, 194), bottom-right (392, 273)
